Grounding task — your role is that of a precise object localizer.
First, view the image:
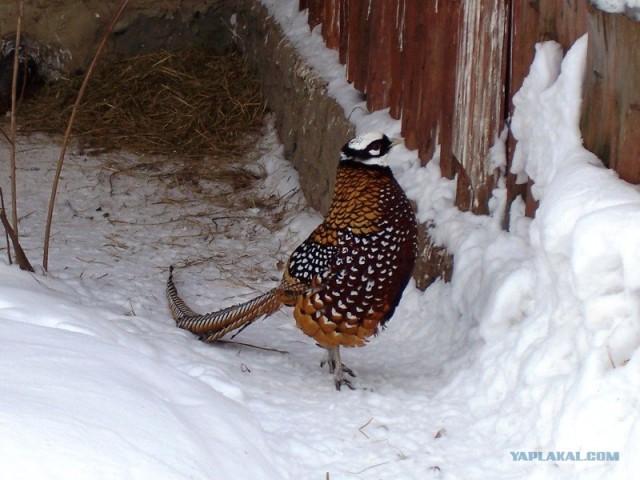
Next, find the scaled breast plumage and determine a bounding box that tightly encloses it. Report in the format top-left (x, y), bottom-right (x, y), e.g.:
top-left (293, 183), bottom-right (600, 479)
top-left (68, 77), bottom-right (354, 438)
top-left (286, 160), bottom-right (418, 347)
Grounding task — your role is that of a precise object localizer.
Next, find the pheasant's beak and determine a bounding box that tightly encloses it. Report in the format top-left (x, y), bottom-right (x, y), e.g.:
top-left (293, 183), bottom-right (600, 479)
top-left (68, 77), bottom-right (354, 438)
top-left (390, 137), bottom-right (403, 148)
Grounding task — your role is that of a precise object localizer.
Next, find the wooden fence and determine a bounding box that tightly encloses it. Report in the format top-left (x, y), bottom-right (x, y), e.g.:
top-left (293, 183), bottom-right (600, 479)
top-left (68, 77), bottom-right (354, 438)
top-left (298, 0), bottom-right (640, 223)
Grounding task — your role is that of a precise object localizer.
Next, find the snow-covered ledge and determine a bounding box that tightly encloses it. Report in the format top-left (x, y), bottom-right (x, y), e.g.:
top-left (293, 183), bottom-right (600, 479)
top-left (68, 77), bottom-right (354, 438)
top-left (233, 0), bottom-right (355, 213)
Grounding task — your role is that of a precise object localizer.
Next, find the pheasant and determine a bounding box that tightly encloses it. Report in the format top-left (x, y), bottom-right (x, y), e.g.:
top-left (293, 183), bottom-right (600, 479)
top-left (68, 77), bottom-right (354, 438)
top-left (167, 131), bottom-right (418, 389)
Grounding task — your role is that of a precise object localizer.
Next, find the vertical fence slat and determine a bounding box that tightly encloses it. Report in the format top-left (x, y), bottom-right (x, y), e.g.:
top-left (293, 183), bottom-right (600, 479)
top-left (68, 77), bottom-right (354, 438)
top-left (321, 0), bottom-right (342, 49)
top-left (387, 0), bottom-right (405, 119)
top-left (582, 5), bottom-right (640, 184)
top-left (451, 0), bottom-right (510, 214)
top-left (338, 0), bottom-right (349, 64)
top-left (345, 0), bottom-right (370, 93)
top-left (398, 0), bottom-right (425, 150)
top-left (418, 1), bottom-right (461, 170)
top-left (504, 0), bottom-right (540, 226)
top-left (305, 0), bottom-right (323, 29)
top-left (553, 0), bottom-right (588, 46)
top-left (365, 0), bottom-right (398, 112)
top-left (505, 0), bottom-right (588, 223)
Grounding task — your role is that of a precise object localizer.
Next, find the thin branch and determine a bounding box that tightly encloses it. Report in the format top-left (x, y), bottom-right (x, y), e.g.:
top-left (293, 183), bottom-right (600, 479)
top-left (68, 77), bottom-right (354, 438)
top-left (42, 0), bottom-right (131, 271)
top-left (9, 0), bottom-right (23, 236)
top-left (0, 201), bottom-right (34, 272)
top-left (0, 125), bottom-right (11, 144)
top-left (217, 339), bottom-right (289, 355)
top-left (0, 188), bottom-right (12, 264)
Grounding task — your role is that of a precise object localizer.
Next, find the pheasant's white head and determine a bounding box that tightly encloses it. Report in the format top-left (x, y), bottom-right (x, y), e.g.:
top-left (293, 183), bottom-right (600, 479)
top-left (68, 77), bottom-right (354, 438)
top-left (340, 131), bottom-right (400, 166)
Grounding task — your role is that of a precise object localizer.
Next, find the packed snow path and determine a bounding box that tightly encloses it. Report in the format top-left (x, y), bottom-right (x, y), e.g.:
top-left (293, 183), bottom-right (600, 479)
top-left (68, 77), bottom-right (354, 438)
top-left (1, 125), bottom-right (469, 479)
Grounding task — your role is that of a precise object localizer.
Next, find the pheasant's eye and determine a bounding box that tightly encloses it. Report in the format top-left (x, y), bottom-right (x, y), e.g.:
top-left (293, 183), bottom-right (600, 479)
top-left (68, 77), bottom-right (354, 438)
top-left (367, 140), bottom-right (384, 156)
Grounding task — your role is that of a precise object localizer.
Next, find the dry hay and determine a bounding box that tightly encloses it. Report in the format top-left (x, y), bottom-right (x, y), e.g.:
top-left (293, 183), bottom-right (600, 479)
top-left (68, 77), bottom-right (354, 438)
top-left (15, 48), bottom-right (267, 202)
top-left (18, 48), bottom-right (265, 159)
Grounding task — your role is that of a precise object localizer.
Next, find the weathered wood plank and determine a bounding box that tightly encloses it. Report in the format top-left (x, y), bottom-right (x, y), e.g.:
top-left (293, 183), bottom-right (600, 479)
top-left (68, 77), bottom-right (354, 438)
top-left (419, 1), bottom-right (461, 171)
top-left (452, 0), bottom-right (510, 213)
top-left (321, 0), bottom-right (342, 49)
top-left (338, 0), bottom-right (349, 64)
top-left (582, 5), bottom-right (640, 184)
top-left (399, 0), bottom-right (424, 150)
top-left (388, 0), bottom-right (405, 119)
top-left (345, 0), bottom-right (370, 93)
top-left (302, 0), bottom-right (323, 29)
top-left (365, 0), bottom-right (398, 112)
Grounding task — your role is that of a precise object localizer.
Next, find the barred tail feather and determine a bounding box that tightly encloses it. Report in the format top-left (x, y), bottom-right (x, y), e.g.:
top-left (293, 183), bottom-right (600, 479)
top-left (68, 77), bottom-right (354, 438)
top-left (166, 266), bottom-right (198, 318)
top-left (166, 266), bottom-right (283, 342)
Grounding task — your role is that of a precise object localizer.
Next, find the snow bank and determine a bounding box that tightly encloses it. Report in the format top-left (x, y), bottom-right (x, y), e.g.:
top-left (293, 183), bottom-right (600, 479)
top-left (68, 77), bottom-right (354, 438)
top-left (590, 0), bottom-right (640, 20)
top-left (0, 264), bottom-right (286, 480)
top-left (508, 34), bottom-right (640, 477)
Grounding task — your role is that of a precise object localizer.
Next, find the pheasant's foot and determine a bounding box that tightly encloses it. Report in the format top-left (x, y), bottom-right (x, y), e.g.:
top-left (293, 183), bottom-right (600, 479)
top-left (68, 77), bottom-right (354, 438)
top-left (321, 346), bottom-right (356, 390)
top-left (333, 369), bottom-right (356, 391)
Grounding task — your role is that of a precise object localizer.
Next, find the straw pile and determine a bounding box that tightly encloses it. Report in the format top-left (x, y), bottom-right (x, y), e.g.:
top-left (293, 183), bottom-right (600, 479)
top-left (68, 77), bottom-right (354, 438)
top-left (18, 48), bottom-right (265, 160)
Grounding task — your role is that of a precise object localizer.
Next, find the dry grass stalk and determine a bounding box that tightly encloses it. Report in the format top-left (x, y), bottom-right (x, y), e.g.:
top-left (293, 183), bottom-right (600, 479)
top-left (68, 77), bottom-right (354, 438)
top-left (41, 0), bottom-right (131, 271)
top-left (0, 188), bottom-right (34, 272)
top-left (0, 187), bottom-right (12, 264)
top-left (9, 0), bottom-right (24, 235)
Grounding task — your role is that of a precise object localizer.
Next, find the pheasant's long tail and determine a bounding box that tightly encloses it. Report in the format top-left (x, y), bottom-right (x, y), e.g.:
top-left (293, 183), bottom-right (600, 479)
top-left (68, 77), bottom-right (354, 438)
top-left (166, 266), bottom-right (284, 342)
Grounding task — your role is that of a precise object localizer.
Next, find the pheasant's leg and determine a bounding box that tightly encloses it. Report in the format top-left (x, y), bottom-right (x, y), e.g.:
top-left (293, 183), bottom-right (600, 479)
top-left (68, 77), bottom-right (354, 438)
top-left (321, 346), bottom-right (355, 390)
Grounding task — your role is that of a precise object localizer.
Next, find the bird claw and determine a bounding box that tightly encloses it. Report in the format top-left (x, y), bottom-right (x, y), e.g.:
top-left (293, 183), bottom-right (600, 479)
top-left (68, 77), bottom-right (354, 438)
top-left (335, 376), bottom-right (355, 391)
top-left (320, 358), bottom-right (356, 376)
top-left (341, 364), bottom-right (356, 378)
top-left (321, 346), bottom-right (356, 390)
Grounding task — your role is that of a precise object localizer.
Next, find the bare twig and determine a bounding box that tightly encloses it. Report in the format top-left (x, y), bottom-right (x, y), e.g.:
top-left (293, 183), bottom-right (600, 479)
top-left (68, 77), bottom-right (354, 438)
top-left (217, 339), bottom-right (289, 355)
top-left (43, 0), bottom-right (131, 271)
top-left (0, 198), bottom-right (34, 272)
top-left (0, 188), bottom-right (12, 264)
top-left (9, 0), bottom-right (23, 236)
top-left (0, 125), bottom-right (11, 143)
top-left (358, 417), bottom-right (374, 439)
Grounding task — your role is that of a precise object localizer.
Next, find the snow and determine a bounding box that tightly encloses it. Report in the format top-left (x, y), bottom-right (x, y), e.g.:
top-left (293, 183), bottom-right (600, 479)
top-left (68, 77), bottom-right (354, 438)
top-left (0, 276), bottom-right (281, 480)
top-left (590, 0), bottom-right (640, 20)
top-left (1, 2), bottom-right (639, 480)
